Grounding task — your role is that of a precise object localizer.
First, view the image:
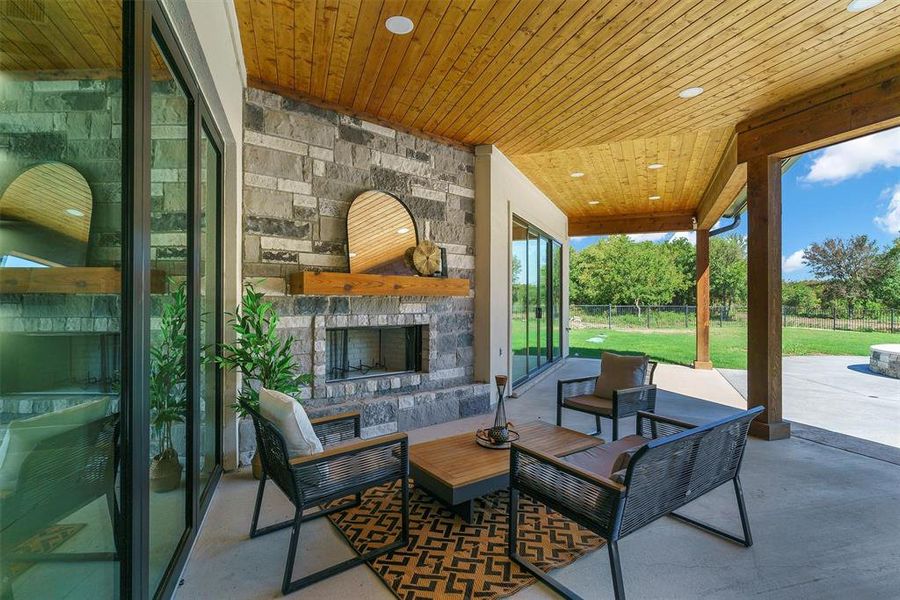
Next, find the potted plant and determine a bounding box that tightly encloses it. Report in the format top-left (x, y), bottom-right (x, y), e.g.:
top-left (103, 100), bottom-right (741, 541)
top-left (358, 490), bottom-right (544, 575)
top-left (216, 283), bottom-right (312, 478)
top-left (149, 281), bottom-right (188, 493)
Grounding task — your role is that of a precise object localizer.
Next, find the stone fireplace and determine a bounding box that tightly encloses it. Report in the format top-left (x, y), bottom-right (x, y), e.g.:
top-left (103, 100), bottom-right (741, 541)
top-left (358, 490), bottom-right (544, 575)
top-left (326, 325), bottom-right (424, 382)
top-left (238, 89), bottom-right (492, 465)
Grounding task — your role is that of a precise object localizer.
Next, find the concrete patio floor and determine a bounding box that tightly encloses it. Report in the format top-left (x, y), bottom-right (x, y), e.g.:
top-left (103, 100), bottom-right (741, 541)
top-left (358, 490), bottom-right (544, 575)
top-left (720, 356), bottom-right (900, 448)
top-left (178, 358), bottom-right (900, 599)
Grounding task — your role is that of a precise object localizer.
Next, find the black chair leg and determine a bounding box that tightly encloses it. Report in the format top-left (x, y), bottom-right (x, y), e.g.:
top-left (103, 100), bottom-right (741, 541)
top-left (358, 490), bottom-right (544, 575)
top-left (556, 405), bottom-right (562, 427)
top-left (612, 417), bottom-right (619, 441)
top-left (250, 474), bottom-right (267, 538)
top-left (507, 488), bottom-right (519, 558)
top-left (281, 509), bottom-right (303, 595)
top-left (401, 477), bottom-right (410, 545)
top-left (608, 540), bottom-right (626, 600)
top-left (595, 415), bottom-right (602, 436)
top-left (733, 476), bottom-right (753, 547)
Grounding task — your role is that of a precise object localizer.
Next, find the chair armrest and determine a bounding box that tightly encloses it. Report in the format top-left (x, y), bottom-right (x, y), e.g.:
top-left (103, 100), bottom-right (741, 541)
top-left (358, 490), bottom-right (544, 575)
top-left (310, 411), bottom-right (361, 446)
top-left (290, 432), bottom-right (408, 467)
top-left (635, 410), bottom-right (697, 439)
top-left (557, 376), bottom-right (597, 405)
top-left (611, 384), bottom-right (657, 417)
top-left (511, 442), bottom-right (623, 536)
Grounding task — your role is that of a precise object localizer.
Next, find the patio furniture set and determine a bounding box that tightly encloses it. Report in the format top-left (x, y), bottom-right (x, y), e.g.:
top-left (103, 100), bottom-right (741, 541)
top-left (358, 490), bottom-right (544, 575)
top-left (245, 352), bottom-right (761, 599)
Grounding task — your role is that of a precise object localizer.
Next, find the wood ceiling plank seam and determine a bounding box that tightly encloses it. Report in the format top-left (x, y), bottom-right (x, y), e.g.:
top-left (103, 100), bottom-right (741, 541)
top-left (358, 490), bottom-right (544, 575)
top-left (249, 0), bottom-right (279, 85)
top-left (77, 0), bottom-right (123, 69)
top-left (443, 0), bottom-right (603, 139)
top-left (3, 8), bottom-right (59, 71)
top-left (235, 1), bottom-right (261, 80)
top-left (418, 0), bottom-right (547, 134)
top-left (349, 0), bottom-right (407, 112)
top-left (411, 0), bottom-right (525, 131)
top-left (365, 2), bottom-right (434, 118)
top-left (336, 0), bottom-right (385, 107)
top-left (635, 137), bottom-right (651, 211)
top-left (292, 0), bottom-right (316, 94)
top-left (95, 0), bottom-right (125, 46)
top-left (384, 0), bottom-right (478, 124)
top-left (271, 0), bottom-right (297, 89)
top-left (528, 0), bottom-right (856, 151)
top-left (500, 0), bottom-right (804, 151)
top-left (0, 26), bottom-right (42, 71)
top-left (379, 0), bottom-right (471, 120)
top-left (470, 0), bottom-right (627, 141)
top-left (693, 129), bottom-right (732, 212)
top-left (41, 1), bottom-right (99, 70)
top-left (603, 7), bottom-right (900, 146)
top-left (499, 0), bottom-right (770, 153)
top-left (398, 0), bottom-right (499, 126)
top-left (489, 0), bottom-right (709, 152)
top-left (437, 0), bottom-right (582, 139)
top-left (603, 142), bottom-right (630, 214)
top-left (586, 145), bottom-right (617, 217)
top-left (29, 2), bottom-right (88, 71)
top-left (310, 0), bottom-right (339, 99)
top-left (677, 130), bottom-right (705, 211)
top-left (324, 0), bottom-right (363, 102)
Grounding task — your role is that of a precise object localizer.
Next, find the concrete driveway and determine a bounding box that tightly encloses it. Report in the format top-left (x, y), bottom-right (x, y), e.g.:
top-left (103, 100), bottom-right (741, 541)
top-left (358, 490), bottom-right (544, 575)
top-left (719, 356), bottom-right (900, 448)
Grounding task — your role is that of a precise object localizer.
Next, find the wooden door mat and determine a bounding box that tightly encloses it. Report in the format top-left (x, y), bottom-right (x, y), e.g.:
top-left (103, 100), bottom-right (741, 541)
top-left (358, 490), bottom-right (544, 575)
top-left (328, 481), bottom-right (603, 599)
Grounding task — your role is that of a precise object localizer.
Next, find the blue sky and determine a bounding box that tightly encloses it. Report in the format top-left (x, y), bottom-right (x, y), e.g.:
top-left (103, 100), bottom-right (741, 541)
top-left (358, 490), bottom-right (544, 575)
top-left (570, 127), bottom-right (900, 281)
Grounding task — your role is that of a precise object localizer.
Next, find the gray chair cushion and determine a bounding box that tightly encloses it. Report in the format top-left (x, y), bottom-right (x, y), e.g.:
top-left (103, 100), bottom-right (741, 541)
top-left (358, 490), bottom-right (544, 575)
top-left (593, 352), bottom-right (648, 399)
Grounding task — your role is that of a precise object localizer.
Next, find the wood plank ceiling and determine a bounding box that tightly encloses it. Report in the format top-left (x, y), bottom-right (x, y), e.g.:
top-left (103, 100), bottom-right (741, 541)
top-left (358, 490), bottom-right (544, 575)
top-left (251, 1), bottom-right (899, 223)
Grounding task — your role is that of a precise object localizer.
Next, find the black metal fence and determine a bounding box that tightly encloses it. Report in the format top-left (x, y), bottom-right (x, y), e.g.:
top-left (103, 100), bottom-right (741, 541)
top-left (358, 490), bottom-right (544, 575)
top-left (569, 304), bottom-right (899, 333)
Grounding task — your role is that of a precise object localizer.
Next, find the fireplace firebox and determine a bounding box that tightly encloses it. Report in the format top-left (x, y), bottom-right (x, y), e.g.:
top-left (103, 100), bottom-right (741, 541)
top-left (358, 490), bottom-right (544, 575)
top-left (326, 325), bottom-right (423, 382)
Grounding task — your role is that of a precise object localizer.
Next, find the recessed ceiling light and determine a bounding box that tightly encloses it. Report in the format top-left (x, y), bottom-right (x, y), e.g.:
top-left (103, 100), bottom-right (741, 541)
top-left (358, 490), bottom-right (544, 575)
top-left (348, 252), bottom-right (357, 258)
top-left (847, 0), bottom-right (882, 11)
top-left (678, 86), bottom-right (704, 98)
top-left (65, 208), bottom-right (85, 217)
top-left (397, 227), bottom-right (410, 234)
top-left (649, 195), bottom-right (661, 200)
top-left (385, 15), bottom-right (414, 34)
top-left (570, 172), bottom-right (585, 178)
top-left (648, 163), bottom-right (664, 170)
top-left (588, 200), bottom-right (600, 205)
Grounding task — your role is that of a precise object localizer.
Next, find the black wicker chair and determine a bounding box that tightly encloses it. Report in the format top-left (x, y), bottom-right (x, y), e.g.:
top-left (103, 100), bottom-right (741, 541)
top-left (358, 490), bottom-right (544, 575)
top-left (1, 412), bottom-right (120, 598)
top-left (244, 404), bottom-right (409, 595)
top-left (510, 406), bottom-right (763, 600)
top-left (557, 358), bottom-right (658, 440)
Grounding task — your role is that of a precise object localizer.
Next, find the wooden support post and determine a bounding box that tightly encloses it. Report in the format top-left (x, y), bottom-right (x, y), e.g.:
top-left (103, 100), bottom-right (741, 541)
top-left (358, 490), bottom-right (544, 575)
top-left (746, 156), bottom-right (790, 440)
top-left (694, 229), bottom-right (712, 369)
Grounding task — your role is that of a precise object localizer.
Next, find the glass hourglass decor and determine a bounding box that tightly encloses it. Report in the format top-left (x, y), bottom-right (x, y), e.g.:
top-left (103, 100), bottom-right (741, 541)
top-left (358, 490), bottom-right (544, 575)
top-left (489, 375), bottom-right (510, 443)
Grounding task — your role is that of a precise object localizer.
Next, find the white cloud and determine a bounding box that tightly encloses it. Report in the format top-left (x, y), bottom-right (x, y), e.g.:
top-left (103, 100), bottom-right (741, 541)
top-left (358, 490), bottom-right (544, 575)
top-left (782, 249), bottom-right (806, 274)
top-left (627, 232), bottom-right (668, 242)
top-left (874, 183), bottom-right (900, 234)
top-left (668, 231), bottom-right (696, 246)
top-left (802, 128), bottom-right (900, 184)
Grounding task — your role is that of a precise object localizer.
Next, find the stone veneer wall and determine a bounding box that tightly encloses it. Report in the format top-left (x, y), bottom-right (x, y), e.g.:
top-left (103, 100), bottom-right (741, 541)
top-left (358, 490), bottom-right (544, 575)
top-left (239, 88), bottom-right (490, 461)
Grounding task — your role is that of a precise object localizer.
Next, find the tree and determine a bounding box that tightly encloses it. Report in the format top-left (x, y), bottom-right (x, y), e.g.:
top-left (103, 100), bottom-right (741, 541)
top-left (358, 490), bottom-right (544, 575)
top-left (709, 234), bottom-right (747, 311)
top-left (875, 237), bottom-right (900, 309)
top-left (782, 281), bottom-right (820, 314)
top-left (803, 235), bottom-right (883, 310)
top-left (666, 237), bottom-right (696, 305)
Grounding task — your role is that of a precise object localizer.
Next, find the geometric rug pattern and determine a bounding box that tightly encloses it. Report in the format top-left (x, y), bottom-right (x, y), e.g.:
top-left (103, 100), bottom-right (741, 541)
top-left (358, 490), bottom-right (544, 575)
top-left (328, 481), bottom-right (604, 600)
top-left (8, 523), bottom-right (86, 579)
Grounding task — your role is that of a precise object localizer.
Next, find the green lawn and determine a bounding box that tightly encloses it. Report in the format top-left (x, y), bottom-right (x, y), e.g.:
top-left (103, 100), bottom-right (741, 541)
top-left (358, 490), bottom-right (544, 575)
top-left (567, 326), bottom-right (899, 369)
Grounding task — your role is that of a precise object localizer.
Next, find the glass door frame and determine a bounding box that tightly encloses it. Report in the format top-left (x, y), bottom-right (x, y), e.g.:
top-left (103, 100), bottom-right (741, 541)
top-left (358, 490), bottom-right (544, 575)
top-left (124, 2), bottom-right (225, 598)
top-left (511, 216), bottom-right (564, 387)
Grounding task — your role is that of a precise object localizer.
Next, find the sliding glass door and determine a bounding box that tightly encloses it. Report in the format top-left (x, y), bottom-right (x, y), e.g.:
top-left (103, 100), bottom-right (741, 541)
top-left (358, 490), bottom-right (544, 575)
top-left (0, 3), bottom-right (224, 598)
top-left (511, 217), bottom-right (563, 386)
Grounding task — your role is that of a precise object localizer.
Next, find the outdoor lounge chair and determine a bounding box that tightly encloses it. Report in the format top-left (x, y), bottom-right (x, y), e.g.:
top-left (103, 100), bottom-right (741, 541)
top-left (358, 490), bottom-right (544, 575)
top-left (509, 406), bottom-right (763, 600)
top-left (557, 353), bottom-right (658, 440)
top-left (244, 404), bottom-right (409, 595)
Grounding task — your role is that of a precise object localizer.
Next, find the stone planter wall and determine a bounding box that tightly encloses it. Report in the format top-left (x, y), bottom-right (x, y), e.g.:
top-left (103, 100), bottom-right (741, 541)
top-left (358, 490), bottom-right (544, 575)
top-left (239, 89), bottom-right (489, 464)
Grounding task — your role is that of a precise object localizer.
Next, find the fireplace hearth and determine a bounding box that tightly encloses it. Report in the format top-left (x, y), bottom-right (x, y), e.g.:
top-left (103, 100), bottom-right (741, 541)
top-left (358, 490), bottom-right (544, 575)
top-left (326, 325), bottom-right (423, 382)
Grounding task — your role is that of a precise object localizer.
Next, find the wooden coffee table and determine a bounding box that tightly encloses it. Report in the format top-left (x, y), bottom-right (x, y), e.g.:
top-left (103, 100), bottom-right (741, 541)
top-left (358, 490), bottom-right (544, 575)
top-left (409, 421), bottom-right (602, 522)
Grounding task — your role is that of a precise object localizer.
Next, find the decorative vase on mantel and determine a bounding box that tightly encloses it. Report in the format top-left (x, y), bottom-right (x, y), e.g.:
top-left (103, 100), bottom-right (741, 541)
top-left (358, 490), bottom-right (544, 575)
top-left (487, 375), bottom-right (510, 445)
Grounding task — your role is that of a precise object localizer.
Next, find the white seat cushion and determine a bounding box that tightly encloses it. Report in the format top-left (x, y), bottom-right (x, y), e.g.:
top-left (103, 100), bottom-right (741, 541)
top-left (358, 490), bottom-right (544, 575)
top-left (0, 396), bottom-right (110, 492)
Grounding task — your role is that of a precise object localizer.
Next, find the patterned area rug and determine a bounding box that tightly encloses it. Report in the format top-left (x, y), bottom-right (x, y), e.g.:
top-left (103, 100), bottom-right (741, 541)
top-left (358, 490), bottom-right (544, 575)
top-left (328, 481), bottom-right (604, 599)
top-left (8, 523), bottom-right (86, 579)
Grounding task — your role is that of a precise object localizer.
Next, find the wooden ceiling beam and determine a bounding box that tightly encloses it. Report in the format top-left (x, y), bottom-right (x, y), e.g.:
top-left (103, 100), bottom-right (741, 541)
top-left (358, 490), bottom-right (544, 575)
top-left (738, 58), bottom-right (900, 162)
top-left (695, 131), bottom-right (747, 230)
top-left (569, 211), bottom-right (695, 237)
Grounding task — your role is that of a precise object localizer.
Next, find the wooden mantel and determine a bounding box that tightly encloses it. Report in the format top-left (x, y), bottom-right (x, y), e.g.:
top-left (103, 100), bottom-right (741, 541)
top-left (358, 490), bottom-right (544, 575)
top-left (289, 271), bottom-right (469, 297)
